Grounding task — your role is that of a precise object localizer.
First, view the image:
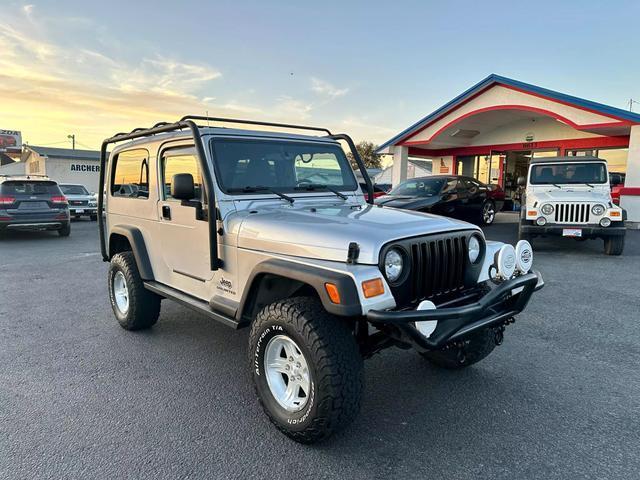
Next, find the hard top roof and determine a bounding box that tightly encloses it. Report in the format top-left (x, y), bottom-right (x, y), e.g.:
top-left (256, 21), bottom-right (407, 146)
top-left (530, 156), bottom-right (606, 164)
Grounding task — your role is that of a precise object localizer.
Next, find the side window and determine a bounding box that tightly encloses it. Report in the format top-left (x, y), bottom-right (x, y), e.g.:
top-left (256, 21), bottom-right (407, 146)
top-left (442, 178), bottom-right (459, 193)
top-left (161, 148), bottom-right (204, 201)
top-left (111, 149), bottom-right (149, 198)
top-left (463, 178), bottom-right (479, 194)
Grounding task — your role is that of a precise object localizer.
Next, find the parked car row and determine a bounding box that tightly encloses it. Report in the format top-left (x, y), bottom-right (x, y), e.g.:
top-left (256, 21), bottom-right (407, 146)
top-left (0, 175), bottom-right (97, 237)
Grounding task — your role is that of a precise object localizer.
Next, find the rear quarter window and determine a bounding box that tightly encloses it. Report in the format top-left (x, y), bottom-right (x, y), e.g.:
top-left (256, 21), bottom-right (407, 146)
top-left (110, 149), bottom-right (150, 199)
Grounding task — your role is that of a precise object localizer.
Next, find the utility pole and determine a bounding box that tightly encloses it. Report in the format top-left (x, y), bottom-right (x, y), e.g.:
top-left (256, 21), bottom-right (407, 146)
top-left (629, 99), bottom-right (640, 112)
top-left (67, 134), bottom-right (75, 150)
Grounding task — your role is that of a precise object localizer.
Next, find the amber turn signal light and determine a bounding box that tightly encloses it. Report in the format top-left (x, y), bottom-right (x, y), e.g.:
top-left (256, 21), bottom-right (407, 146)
top-left (362, 278), bottom-right (384, 298)
top-left (324, 283), bottom-right (341, 304)
top-left (527, 210), bottom-right (537, 217)
top-left (610, 211), bottom-right (621, 217)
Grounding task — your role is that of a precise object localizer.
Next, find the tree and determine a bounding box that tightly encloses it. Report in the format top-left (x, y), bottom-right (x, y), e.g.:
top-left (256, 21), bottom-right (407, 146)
top-left (346, 141), bottom-right (382, 170)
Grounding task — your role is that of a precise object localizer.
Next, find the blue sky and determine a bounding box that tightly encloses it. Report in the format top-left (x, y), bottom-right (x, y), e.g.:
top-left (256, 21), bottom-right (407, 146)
top-left (1, 0), bottom-right (639, 148)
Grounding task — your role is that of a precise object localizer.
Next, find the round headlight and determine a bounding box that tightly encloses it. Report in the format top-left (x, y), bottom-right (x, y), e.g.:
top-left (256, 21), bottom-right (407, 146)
top-left (600, 217), bottom-right (611, 227)
top-left (468, 235), bottom-right (481, 264)
top-left (515, 240), bottom-right (533, 274)
top-left (592, 204), bottom-right (605, 216)
top-left (536, 216), bottom-right (547, 226)
top-left (494, 244), bottom-right (516, 279)
top-left (541, 204), bottom-right (554, 215)
top-left (384, 249), bottom-right (404, 283)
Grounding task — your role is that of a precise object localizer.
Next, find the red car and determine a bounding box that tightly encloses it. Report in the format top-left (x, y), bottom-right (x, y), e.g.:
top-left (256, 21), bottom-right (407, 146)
top-left (610, 173), bottom-right (625, 205)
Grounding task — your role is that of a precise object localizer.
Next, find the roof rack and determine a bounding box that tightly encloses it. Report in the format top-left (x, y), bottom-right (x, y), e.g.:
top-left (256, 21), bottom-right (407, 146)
top-left (180, 115), bottom-right (333, 136)
top-left (98, 116), bottom-right (374, 272)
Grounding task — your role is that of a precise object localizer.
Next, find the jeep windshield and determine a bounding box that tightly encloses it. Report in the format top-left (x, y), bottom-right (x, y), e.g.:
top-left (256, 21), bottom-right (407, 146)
top-left (530, 162), bottom-right (607, 185)
top-left (212, 139), bottom-right (358, 194)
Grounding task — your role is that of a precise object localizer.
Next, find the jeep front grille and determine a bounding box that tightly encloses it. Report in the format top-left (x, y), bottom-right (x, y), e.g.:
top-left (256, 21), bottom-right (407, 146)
top-left (553, 203), bottom-right (590, 224)
top-left (407, 234), bottom-right (467, 302)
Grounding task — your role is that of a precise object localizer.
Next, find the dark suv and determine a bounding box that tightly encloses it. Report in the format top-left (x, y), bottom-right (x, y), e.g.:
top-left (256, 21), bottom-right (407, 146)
top-left (0, 175), bottom-right (71, 236)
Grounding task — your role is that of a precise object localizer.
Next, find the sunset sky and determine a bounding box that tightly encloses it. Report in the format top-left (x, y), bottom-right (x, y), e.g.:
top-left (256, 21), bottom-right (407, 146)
top-left (2, 0), bottom-right (640, 150)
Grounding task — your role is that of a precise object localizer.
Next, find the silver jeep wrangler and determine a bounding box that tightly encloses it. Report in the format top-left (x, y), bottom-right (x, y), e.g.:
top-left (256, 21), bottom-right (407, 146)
top-left (98, 116), bottom-right (543, 443)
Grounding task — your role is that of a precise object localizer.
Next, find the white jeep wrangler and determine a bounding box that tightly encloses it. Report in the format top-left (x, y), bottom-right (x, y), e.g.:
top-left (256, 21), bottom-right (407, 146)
top-left (518, 156), bottom-right (626, 255)
top-left (98, 116), bottom-right (543, 443)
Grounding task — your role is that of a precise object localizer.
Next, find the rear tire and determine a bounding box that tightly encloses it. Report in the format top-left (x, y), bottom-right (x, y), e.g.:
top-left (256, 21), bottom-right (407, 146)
top-left (420, 329), bottom-right (496, 369)
top-left (604, 235), bottom-right (624, 256)
top-left (108, 251), bottom-right (161, 330)
top-left (248, 296), bottom-right (363, 444)
top-left (58, 223), bottom-right (71, 237)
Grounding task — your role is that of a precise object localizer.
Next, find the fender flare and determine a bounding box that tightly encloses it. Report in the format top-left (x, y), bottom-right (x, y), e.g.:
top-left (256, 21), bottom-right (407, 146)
top-left (109, 225), bottom-right (154, 280)
top-left (238, 258), bottom-right (362, 321)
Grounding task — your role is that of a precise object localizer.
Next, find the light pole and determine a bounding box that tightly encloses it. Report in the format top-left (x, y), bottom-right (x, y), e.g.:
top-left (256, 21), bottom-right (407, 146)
top-left (67, 134), bottom-right (75, 150)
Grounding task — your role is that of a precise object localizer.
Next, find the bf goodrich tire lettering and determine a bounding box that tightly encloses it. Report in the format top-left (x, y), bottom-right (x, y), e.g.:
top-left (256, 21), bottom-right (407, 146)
top-left (248, 297), bottom-right (363, 443)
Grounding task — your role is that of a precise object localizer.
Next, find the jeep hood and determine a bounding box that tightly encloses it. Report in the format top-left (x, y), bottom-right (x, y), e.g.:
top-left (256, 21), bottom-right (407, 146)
top-left (529, 188), bottom-right (611, 204)
top-left (236, 203), bottom-right (478, 264)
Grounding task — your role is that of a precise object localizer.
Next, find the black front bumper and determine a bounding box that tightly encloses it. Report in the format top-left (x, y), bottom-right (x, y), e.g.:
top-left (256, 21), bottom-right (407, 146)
top-left (367, 271), bottom-right (543, 351)
top-left (521, 224), bottom-right (625, 238)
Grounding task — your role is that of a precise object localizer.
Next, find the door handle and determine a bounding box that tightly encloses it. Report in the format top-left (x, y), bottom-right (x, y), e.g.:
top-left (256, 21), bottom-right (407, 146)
top-left (162, 205), bottom-right (171, 220)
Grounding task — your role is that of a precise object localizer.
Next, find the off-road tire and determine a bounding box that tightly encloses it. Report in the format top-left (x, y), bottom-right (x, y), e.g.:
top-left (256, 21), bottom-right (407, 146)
top-left (108, 251), bottom-right (161, 330)
top-left (90, 214), bottom-right (97, 221)
top-left (248, 296), bottom-right (363, 444)
top-left (604, 235), bottom-right (624, 256)
top-left (479, 200), bottom-right (496, 225)
top-left (58, 222), bottom-right (71, 237)
top-left (420, 329), bottom-right (496, 369)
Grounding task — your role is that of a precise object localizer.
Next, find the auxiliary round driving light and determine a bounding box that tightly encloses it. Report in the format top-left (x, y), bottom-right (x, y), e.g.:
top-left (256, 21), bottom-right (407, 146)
top-left (515, 240), bottom-right (533, 274)
top-left (600, 217), bottom-right (612, 227)
top-left (536, 216), bottom-right (547, 226)
top-left (494, 244), bottom-right (516, 279)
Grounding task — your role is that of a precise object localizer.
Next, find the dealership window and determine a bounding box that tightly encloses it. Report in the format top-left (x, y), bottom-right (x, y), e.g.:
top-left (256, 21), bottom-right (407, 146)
top-left (567, 147), bottom-right (628, 175)
top-left (111, 149), bottom-right (149, 198)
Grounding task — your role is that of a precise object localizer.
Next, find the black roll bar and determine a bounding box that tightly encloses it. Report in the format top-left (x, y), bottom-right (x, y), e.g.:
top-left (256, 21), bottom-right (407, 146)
top-left (328, 134), bottom-right (375, 205)
top-left (98, 120), bottom-right (222, 271)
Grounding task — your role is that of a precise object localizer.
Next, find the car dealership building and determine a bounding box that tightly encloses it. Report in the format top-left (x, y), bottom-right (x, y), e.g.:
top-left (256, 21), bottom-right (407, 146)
top-left (377, 74), bottom-right (640, 223)
top-left (0, 145), bottom-right (102, 192)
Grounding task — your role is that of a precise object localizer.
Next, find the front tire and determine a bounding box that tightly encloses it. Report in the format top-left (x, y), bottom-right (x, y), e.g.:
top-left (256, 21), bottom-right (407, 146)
top-left (420, 329), bottom-right (496, 369)
top-left (90, 214), bottom-right (97, 221)
top-left (604, 235), bottom-right (624, 255)
top-left (248, 297), bottom-right (363, 444)
top-left (108, 252), bottom-right (161, 330)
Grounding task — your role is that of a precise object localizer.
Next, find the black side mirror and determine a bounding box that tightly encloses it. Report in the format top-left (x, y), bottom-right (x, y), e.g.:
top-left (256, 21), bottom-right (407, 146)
top-left (171, 173), bottom-right (195, 200)
top-left (610, 174), bottom-right (623, 186)
top-left (517, 176), bottom-right (526, 186)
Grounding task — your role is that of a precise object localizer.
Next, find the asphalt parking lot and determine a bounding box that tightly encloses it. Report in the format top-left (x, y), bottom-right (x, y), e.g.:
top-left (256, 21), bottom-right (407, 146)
top-left (1, 214), bottom-right (639, 480)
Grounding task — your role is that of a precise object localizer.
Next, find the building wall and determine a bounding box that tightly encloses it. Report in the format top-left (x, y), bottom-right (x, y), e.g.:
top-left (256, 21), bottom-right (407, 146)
top-left (42, 158), bottom-right (101, 192)
top-left (466, 116), bottom-right (601, 146)
top-left (407, 85), bottom-right (622, 144)
top-left (0, 160), bottom-right (25, 176)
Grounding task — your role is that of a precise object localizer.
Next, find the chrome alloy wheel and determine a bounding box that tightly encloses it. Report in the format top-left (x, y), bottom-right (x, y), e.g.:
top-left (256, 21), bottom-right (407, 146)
top-left (483, 202), bottom-right (496, 224)
top-left (112, 271), bottom-right (130, 315)
top-left (264, 335), bottom-right (311, 412)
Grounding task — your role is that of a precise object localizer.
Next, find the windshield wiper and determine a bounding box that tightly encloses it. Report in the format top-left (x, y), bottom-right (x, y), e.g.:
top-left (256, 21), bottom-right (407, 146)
top-left (294, 183), bottom-right (347, 200)
top-left (233, 186), bottom-right (294, 204)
